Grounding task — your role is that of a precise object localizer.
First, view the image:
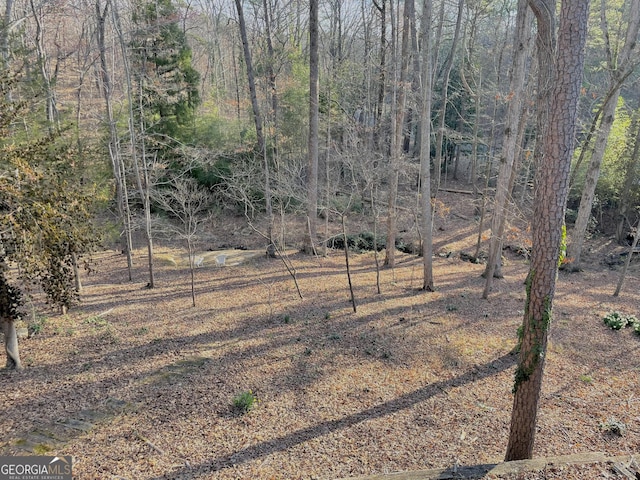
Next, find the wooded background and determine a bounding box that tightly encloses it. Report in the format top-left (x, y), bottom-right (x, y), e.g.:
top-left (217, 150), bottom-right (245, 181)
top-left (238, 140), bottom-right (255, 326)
top-left (1, 0), bottom-right (639, 464)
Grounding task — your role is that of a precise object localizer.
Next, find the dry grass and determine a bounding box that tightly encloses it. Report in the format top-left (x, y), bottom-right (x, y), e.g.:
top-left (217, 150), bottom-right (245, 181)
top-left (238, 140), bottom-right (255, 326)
top-left (1, 198), bottom-right (639, 480)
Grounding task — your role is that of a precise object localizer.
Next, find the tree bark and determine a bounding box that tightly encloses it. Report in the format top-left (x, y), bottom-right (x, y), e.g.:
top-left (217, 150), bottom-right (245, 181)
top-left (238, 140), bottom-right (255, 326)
top-left (342, 216), bottom-right (357, 313)
top-left (506, 0), bottom-right (589, 461)
top-left (234, 0), bottom-right (266, 160)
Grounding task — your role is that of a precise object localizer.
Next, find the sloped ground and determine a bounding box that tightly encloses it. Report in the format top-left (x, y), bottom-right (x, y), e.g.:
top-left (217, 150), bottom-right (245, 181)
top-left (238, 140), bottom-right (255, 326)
top-left (1, 191), bottom-right (639, 479)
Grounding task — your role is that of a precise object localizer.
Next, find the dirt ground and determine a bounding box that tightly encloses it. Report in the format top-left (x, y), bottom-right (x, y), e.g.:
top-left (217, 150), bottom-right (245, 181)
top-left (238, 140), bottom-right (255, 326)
top-left (1, 189), bottom-right (639, 480)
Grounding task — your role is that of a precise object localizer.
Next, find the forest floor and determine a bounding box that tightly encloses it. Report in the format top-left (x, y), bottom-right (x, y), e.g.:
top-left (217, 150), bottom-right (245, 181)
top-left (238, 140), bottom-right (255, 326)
top-left (1, 187), bottom-right (639, 479)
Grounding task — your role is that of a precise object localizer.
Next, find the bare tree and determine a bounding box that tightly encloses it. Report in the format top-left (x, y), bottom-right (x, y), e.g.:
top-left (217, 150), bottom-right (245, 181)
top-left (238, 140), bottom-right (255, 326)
top-left (95, 0), bottom-right (134, 281)
top-left (110, 0), bottom-right (156, 288)
top-left (384, 0), bottom-right (411, 267)
top-left (506, 0), bottom-right (589, 461)
top-left (0, 0), bottom-right (14, 62)
top-left (432, 0), bottom-right (464, 191)
top-left (482, 0), bottom-right (534, 297)
top-left (29, 0), bottom-right (60, 131)
top-left (153, 177), bottom-right (212, 307)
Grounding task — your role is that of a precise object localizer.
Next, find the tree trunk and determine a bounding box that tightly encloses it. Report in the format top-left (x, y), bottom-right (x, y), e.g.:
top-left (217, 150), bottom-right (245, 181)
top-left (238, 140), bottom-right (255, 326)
top-left (373, 0), bottom-right (386, 129)
top-left (384, 0), bottom-right (398, 267)
top-left (506, 0), bottom-right (588, 461)
top-left (568, 87), bottom-right (621, 269)
top-left (235, 0), bottom-right (273, 242)
top-left (483, 0), bottom-right (534, 297)
top-left (305, 0), bottom-right (319, 254)
top-left (0, 0), bottom-right (13, 63)
top-left (419, 0), bottom-right (434, 291)
top-left (29, 0), bottom-right (59, 131)
top-left (384, 0), bottom-right (410, 268)
top-left (262, 0), bottom-right (277, 242)
top-left (96, 0), bottom-right (134, 281)
top-left (234, 0), bottom-right (266, 158)
top-left (138, 112), bottom-right (156, 289)
top-left (2, 317), bottom-right (22, 370)
top-left (188, 241), bottom-right (196, 307)
top-left (342, 216), bottom-right (357, 313)
top-left (72, 252), bottom-right (82, 293)
top-left (110, 0), bottom-right (155, 288)
top-left (567, 0), bottom-right (640, 269)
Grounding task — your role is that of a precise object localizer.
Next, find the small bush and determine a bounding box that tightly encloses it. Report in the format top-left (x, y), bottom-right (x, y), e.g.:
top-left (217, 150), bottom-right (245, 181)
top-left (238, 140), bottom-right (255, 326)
top-left (232, 390), bottom-right (257, 414)
top-left (28, 315), bottom-right (47, 336)
top-left (603, 311), bottom-right (638, 330)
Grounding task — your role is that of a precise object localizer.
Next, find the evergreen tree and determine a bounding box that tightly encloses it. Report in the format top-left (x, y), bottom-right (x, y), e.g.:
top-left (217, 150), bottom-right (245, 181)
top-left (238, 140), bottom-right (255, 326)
top-left (130, 0), bottom-right (201, 146)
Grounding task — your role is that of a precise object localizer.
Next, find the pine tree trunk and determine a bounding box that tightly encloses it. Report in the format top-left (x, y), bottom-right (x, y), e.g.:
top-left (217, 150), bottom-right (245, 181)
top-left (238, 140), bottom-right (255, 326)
top-left (506, 0), bottom-right (588, 461)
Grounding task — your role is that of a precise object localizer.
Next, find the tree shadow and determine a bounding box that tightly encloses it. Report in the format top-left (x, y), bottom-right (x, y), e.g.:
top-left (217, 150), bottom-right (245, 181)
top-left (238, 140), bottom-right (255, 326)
top-left (144, 351), bottom-right (517, 479)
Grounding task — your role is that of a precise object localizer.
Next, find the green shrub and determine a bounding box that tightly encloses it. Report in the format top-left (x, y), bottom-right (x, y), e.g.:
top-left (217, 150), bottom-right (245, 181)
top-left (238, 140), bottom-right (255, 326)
top-left (603, 311), bottom-right (638, 330)
top-left (28, 315), bottom-right (47, 336)
top-left (232, 390), bottom-right (257, 414)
